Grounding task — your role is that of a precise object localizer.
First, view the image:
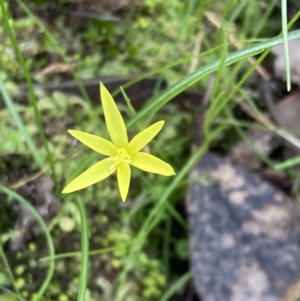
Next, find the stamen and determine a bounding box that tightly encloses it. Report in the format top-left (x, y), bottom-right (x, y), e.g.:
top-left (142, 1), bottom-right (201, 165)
top-left (113, 148), bottom-right (131, 166)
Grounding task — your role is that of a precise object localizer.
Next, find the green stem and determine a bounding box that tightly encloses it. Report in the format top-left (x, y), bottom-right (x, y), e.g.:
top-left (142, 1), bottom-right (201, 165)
top-left (158, 272), bottom-right (191, 301)
top-left (117, 124), bottom-right (227, 296)
top-left (0, 81), bottom-right (43, 167)
top-left (76, 196), bottom-right (89, 301)
top-left (0, 244), bottom-right (22, 298)
top-left (0, 1), bottom-right (57, 182)
top-left (0, 186), bottom-right (55, 301)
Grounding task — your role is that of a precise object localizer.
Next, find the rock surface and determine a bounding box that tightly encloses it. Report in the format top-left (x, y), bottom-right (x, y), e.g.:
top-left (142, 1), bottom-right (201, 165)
top-left (186, 153), bottom-right (300, 301)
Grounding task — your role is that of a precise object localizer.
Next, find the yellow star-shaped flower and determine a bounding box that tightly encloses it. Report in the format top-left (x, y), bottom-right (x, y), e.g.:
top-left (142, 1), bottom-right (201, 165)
top-left (62, 82), bottom-right (175, 201)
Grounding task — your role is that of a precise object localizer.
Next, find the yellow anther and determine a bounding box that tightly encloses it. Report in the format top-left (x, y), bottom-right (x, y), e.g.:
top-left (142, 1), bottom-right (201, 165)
top-left (115, 148), bottom-right (131, 164)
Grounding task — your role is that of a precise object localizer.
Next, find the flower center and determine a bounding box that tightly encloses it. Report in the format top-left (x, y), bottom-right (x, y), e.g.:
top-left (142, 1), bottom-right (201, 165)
top-left (115, 148), bottom-right (131, 165)
top-left (108, 148), bottom-right (131, 172)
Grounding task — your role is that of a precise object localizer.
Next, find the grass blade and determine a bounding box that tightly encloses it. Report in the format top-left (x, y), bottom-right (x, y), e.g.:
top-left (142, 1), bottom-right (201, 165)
top-left (127, 29), bottom-right (300, 129)
top-left (281, 0), bottom-right (291, 91)
top-left (0, 186), bottom-right (55, 301)
top-left (0, 0), bottom-right (56, 181)
top-left (0, 80), bottom-right (43, 167)
top-left (75, 196), bottom-right (89, 301)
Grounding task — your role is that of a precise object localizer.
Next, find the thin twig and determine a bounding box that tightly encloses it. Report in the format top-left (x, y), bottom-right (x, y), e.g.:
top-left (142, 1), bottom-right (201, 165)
top-left (188, 32), bottom-right (203, 73)
top-left (193, 75), bottom-right (215, 149)
top-left (237, 99), bottom-right (300, 153)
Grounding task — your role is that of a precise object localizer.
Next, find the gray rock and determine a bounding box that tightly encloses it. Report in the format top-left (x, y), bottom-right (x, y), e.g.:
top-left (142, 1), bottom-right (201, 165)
top-left (186, 153), bottom-right (300, 301)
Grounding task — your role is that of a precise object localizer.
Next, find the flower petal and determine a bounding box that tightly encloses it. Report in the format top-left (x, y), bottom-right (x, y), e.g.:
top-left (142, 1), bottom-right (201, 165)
top-left (100, 82), bottom-right (128, 148)
top-left (131, 152), bottom-right (175, 176)
top-left (68, 130), bottom-right (117, 156)
top-left (117, 163), bottom-right (131, 201)
top-left (62, 158), bottom-right (116, 193)
top-left (128, 121), bottom-right (165, 154)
